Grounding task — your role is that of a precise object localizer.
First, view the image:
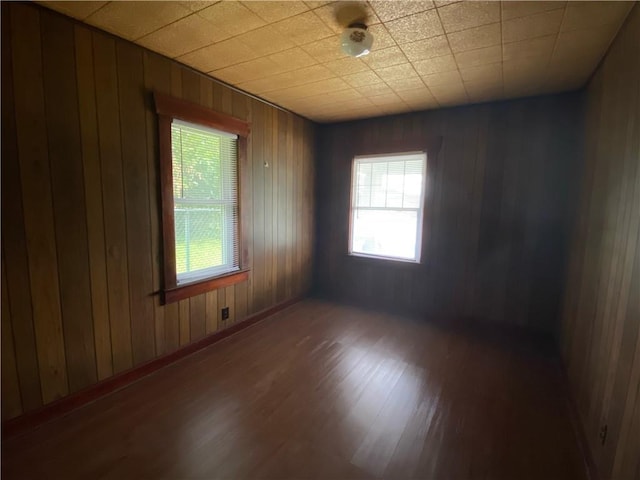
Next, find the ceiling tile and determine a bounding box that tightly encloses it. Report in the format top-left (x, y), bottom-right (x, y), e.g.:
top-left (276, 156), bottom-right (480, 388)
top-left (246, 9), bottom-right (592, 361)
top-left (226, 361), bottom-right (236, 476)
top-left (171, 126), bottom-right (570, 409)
top-left (553, 24), bottom-right (619, 61)
top-left (562, 1), bottom-right (634, 32)
top-left (366, 24), bottom-right (397, 49)
top-left (385, 76), bottom-right (428, 92)
top-left (268, 47), bottom-right (319, 71)
top-left (376, 63), bottom-right (419, 82)
top-left (39, 1), bottom-right (108, 20)
top-left (304, 1), bottom-right (332, 9)
top-left (323, 58), bottom-right (370, 76)
top-left (356, 83), bottom-right (396, 97)
top-left (503, 9), bottom-right (564, 43)
top-left (422, 70), bottom-right (463, 87)
top-left (301, 87), bottom-right (363, 104)
top-left (238, 64), bottom-right (336, 94)
top-left (197, 2), bottom-right (266, 37)
top-left (235, 25), bottom-right (295, 57)
top-left (429, 81), bottom-right (468, 105)
top-left (460, 63), bottom-right (502, 83)
top-left (86, 1), bottom-right (193, 40)
top-left (501, 1), bottom-right (566, 21)
top-left (211, 57), bottom-right (288, 85)
top-left (362, 46), bottom-right (408, 69)
top-left (178, 38), bottom-right (260, 72)
top-left (400, 35), bottom-right (451, 62)
top-left (385, 9), bottom-right (444, 44)
top-left (242, 1), bottom-right (309, 23)
top-left (454, 45), bottom-right (502, 69)
top-left (273, 10), bottom-right (335, 45)
top-left (269, 77), bottom-right (351, 100)
top-left (369, 92), bottom-right (405, 106)
top-left (137, 13), bottom-right (230, 58)
top-left (343, 70), bottom-right (384, 88)
top-left (313, 2), bottom-right (380, 34)
top-left (447, 22), bottom-right (501, 53)
top-left (503, 60), bottom-right (547, 86)
top-left (396, 86), bottom-right (436, 102)
top-left (370, 1), bottom-right (435, 22)
top-left (465, 82), bottom-right (504, 102)
top-left (300, 36), bottom-right (346, 63)
top-left (437, 1), bottom-right (500, 33)
top-left (502, 35), bottom-right (555, 62)
top-left (177, 2), bottom-right (219, 13)
top-left (413, 54), bottom-right (458, 75)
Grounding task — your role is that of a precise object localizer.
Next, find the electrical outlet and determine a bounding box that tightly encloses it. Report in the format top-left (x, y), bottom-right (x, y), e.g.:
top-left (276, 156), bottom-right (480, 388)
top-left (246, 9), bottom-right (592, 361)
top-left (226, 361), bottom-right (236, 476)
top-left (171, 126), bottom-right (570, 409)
top-left (221, 307), bottom-right (229, 321)
top-left (599, 425), bottom-right (608, 445)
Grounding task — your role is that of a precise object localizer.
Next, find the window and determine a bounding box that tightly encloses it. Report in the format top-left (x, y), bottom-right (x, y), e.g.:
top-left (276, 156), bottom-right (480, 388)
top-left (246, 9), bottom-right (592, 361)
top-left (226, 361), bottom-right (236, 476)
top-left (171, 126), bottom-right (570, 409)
top-left (172, 120), bottom-right (238, 284)
top-left (155, 92), bottom-right (250, 303)
top-left (349, 152), bottom-right (427, 262)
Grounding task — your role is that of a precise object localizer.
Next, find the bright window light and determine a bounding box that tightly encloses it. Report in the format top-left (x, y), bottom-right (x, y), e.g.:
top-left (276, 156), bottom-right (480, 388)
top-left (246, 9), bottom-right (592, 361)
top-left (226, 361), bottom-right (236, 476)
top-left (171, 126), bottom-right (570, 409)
top-left (349, 152), bottom-right (427, 262)
top-left (171, 119), bottom-right (239, 284)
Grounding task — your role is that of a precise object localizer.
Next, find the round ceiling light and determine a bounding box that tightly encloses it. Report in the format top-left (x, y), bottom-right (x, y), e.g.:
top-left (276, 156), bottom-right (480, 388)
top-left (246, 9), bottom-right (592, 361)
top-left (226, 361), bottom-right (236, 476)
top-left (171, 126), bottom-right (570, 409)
top-left (340, 23), bottom-right (374, 58)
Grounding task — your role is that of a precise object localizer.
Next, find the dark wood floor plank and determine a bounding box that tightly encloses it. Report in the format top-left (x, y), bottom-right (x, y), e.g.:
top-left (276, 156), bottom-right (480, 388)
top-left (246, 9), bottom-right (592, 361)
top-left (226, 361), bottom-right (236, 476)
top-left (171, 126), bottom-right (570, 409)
top-left (2, 300), bottom-right (587, 480)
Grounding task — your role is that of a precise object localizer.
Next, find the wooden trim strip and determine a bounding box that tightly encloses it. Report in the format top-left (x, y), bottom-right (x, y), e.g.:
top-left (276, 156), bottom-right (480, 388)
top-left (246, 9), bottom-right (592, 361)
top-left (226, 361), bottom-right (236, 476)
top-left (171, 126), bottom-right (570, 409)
top-left (2, 296), bottom-right (303, 439)
top-left (164, 270), bottom-right (249, 304)
top-left (154, 91), bottom-right (250, 137)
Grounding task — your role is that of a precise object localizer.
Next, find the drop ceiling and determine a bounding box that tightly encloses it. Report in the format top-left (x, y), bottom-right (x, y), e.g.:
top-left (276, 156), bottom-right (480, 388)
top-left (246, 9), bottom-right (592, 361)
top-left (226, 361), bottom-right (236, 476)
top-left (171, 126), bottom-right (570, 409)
top-left (41, 1), bottom-right (634, 122)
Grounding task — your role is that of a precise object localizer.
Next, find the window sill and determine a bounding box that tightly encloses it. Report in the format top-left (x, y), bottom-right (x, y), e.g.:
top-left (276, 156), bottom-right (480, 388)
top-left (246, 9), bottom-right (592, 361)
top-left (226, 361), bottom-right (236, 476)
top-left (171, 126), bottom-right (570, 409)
top-left (163, 269), bottom-right (249, 304)
top-left (346, 253), bottom-right (423, 270)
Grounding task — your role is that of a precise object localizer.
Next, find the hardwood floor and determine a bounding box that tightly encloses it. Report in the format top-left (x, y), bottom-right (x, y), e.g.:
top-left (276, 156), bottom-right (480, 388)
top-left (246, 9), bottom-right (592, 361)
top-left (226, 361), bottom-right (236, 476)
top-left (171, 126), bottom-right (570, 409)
top-left (2, 299), bottom-right (586, 479)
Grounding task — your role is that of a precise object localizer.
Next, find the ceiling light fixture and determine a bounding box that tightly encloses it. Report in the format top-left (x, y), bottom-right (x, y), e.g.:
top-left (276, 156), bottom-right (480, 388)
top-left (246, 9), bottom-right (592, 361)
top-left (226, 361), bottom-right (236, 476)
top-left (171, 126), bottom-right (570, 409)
top-left (341, 23), bottom-right (373, 58)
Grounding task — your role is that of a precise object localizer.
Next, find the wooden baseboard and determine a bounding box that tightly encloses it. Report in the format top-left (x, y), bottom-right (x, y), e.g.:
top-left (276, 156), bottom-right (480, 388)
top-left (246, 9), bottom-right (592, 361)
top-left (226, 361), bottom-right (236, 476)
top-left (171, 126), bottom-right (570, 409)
top-left (558, 358), bottom-right (600, 480)
top-left (2, 296), bottom-right (302, 439)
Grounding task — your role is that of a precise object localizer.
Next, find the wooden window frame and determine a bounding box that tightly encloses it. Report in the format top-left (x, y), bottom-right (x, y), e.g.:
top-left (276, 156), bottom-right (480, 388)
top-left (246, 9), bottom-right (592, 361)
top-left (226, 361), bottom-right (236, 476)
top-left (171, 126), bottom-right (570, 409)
top-left (154, 92), bottom-right (250, 304)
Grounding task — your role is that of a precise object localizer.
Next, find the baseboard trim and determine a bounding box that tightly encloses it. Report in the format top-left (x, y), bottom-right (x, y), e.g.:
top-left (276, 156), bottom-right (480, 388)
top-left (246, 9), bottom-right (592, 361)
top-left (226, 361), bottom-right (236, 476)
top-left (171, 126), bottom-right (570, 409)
top-left (559, 359), bottom-right (600, 480)
top-left (2, 296), bottom-right (302, 439)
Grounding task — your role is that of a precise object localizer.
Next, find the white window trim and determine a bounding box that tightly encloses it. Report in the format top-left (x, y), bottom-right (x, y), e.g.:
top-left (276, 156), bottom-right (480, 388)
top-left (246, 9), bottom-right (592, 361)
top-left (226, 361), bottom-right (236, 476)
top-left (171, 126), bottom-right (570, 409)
top-left (348, 151), bottom-right (427, 263)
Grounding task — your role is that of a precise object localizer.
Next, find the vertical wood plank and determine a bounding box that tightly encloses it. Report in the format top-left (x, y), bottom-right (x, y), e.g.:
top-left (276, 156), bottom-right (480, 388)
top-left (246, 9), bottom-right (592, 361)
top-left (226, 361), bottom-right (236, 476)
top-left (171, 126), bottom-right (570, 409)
top-left (189, 294), bottom-right (207, 342)
top-left (75, 25), bottom-right (113, 381)
top-left (93, 31), bottom-right (133, 374)
top-left (271, 109), bottom-right (279, 306)
top-left (143, 51), bottom-right (171, 356)
top-left (41, 10), bottom-right (97, 393)
top-left (117, 40), bottom-right (156, 365)
top-left (179, 299), bottom-right (190, 346)
top-left (252, 101), bottom-right (266, 310)
top-left (11, 3), bottom-right (69, 403)
top-left (205, 288), bottom-right (218, 334)
top-left (1, 3), bottom-right (43, 411)
top-left (1, 254), bottom-right (23, 419)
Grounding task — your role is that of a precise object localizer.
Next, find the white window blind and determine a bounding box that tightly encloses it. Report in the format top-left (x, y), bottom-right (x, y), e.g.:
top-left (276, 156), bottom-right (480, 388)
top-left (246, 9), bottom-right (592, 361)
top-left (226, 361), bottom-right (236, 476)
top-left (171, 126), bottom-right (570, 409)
top-left (350, 152), bottom-right (426, 262)
top-left (171, 119), bottom-right (239, 284)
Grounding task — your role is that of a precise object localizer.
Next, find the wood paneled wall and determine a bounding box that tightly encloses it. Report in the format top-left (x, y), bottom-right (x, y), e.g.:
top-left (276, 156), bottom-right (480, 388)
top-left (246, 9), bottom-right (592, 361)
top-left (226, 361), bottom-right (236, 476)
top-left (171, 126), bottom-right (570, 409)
top-left (560, 5), bottom-right (640, 480)
top-left (1, 2), bottom-right (315, 421)
top-left (315, 93), bottom-right (582, 332)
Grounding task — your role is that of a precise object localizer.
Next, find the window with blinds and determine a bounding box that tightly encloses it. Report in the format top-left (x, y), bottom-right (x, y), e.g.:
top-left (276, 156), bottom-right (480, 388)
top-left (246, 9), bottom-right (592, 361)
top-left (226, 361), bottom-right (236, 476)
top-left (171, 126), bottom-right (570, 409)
top-left (171, 119), bottom-right (239, 284)
top-left (350, 152), bottom-right (427, 262)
